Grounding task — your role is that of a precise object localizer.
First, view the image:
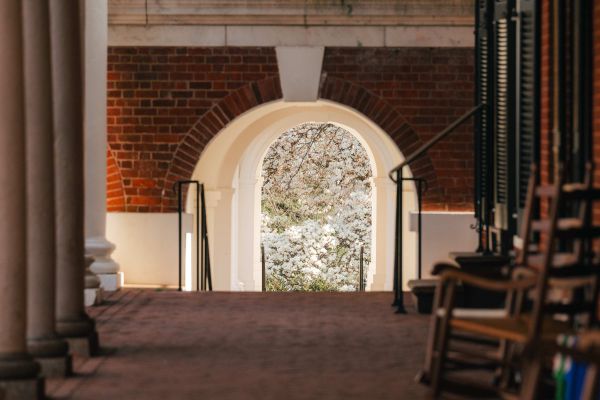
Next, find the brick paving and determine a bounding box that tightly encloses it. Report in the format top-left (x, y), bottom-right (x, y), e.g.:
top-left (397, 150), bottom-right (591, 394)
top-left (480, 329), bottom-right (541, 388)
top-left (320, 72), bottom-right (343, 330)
top-left (47, 289), bottom-right (433, 400)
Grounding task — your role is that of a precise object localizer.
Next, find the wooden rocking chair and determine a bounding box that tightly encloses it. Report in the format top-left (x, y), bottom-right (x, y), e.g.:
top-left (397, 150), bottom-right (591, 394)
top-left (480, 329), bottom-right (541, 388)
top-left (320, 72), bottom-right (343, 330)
top-left (420, 164), bottom-right (600, 398)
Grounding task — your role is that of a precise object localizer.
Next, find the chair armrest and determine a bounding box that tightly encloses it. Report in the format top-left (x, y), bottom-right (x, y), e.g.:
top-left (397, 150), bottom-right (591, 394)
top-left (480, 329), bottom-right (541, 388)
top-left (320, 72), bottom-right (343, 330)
top-left (439, 268), bottom-right (537, 292)
top-left (431, 261), bottom-right (460, 276)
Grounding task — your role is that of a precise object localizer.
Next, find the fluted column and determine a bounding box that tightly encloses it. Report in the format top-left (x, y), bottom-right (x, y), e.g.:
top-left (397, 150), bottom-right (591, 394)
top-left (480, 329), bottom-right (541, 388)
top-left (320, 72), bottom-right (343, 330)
top-left (23, 0), bottom-right (70, 374)
top-left (0, 0), bottom-right (40, 383)
top-left (83, 0), bottom-right (121, 291)
top-left (50, 0), bottom-right (98, 349)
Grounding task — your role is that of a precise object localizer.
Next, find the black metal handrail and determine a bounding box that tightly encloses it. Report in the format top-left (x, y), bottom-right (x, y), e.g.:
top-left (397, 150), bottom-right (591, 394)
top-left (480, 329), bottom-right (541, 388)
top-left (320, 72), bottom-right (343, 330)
top-left (390, 104), bottom-right (484, 313)
top-left (358, 245), bottom-right (365, 292)
top-left (174, 180), bottom-right (213, 292)
top-left (261, 245), bottom-right (266, 292)
top-left (388, 104), bottom-right (485, 182)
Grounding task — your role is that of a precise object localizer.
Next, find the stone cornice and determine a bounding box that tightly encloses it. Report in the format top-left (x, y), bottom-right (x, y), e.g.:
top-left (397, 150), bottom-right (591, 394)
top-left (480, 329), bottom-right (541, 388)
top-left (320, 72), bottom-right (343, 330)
top-left (108, 0), bottom-right (474, 27)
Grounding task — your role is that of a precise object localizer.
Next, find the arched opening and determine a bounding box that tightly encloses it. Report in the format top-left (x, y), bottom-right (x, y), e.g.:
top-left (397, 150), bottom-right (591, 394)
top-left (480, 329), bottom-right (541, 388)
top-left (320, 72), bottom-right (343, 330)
top-left (260, 122), bottom-right (373, 291)
top-left (189, 100), bottom-right (417, 292)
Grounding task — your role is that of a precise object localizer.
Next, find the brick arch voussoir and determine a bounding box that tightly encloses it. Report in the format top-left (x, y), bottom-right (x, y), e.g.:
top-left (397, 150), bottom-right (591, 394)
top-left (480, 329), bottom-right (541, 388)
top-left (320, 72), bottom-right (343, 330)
top-left (319, 76), bottom-right (440, 203)
top-left (161, 76), bottom-right (283, 212)
top-left (106, 148), bottom-right (126, 212)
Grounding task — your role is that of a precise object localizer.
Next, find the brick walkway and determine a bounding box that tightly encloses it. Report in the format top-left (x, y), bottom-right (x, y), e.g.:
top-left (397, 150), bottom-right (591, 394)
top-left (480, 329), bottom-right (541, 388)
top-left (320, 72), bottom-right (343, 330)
top-left (47, 290), bottom-right (432, 399)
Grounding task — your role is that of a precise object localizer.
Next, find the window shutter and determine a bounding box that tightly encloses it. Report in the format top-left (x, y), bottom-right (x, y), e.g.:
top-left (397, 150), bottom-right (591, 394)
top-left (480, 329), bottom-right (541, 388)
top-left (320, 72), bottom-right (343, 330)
top-left (515, 0), bottom-right (539, 219)
top-left (493, 0), bottom-right (513, 231)
top-left (475, 0), bottom-right (493, 225)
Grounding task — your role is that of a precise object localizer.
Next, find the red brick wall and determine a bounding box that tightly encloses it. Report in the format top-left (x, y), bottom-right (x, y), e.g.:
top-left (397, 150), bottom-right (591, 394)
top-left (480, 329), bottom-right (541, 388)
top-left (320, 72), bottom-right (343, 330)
top-left (321, 48), bottom-right (474, 210)
top-left (107, 47), bottom-right (279, 212)
top-left (107, 46), bottom-right (475, 212)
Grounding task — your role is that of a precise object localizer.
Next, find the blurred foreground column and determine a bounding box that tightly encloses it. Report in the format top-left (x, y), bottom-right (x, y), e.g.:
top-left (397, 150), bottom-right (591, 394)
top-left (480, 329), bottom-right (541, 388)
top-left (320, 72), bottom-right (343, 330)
top-left (23, 0), bottom-right (71, 377)
top-left (0, 1), bottom-right (42, 398)
top-left (51, 0), bottom-right (99, 356)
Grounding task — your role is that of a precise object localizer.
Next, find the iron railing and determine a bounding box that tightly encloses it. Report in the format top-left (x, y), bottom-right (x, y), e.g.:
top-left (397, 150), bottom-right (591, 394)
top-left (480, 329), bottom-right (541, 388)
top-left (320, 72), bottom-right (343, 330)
top-left (358, 245), bottom-right (365, 292)
top-left (175, 180), bottom-right (213, 292)
top-left (261, 245), bottom-right (266, 292)
top-left (389, 104), bottom-right (484, 313)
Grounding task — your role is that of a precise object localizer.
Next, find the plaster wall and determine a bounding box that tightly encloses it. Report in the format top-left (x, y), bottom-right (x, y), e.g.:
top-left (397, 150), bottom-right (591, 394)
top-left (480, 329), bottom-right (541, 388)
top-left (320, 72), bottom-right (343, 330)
top-left (409, 211), bottom-right (478, 278)
top-left (106, 212), bottom-right (193, 287)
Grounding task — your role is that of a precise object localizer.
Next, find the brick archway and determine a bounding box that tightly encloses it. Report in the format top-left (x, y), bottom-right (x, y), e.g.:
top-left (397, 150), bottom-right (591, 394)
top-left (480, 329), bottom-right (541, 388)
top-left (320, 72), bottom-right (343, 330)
top-left (107, 148), bottom-right (125, 211)
top-left (319, 76), bottom-right (440, 205)
top-left (106, 46), bottom-right (474, 213)
top-left (160, 76), bottom-right (282, 211)
top-left (106, 68), bottom-right (440, 212)
top-left (158, 78), bottom-right (438, 212)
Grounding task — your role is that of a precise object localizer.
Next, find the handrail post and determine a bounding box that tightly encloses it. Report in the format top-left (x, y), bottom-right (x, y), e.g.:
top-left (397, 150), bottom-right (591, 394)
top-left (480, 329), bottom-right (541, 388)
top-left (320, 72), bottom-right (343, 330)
top-left (416, 179), bottom-right (423, 280)
top-left (200, 184), bottom-right (206, 291)
top-left (200, 184), bottom-right (213, 291)
top-left (261, 245), bottom-right (266, 292)
top-left (177, 181), bottom-right (182, 291)
top-left (174, 180), bottom-right (212, 292)
top-left (359, 245), bottom-right (364, 292)
top-left (196, 182), bottom-right (200, 291)
top-left (394, 169), bottom-right (407, 313)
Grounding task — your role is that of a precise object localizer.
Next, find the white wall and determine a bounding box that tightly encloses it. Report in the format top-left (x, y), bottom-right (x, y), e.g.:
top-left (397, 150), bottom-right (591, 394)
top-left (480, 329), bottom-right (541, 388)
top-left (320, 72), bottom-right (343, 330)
top-left (409, 211), bottom-right (478, 279)
top-left (106, 213), bottom-right (193, 287)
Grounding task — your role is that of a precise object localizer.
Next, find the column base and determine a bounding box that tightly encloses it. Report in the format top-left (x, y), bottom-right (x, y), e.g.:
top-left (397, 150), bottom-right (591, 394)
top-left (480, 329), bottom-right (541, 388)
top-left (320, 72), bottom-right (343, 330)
top-left (84, 287), bottom-right (103, 307)
top-left (35, 354), bottom-right (72, 378)
top-left (66, 330), bottom-right (99, 358)
top-left (0, 353), bottom-right (39, 380)
top-left (28, 336), bottom-right (68, 359)
top-left (86, 236), bottom-right (120, 275)
top-left (0, 377), bottom-right (44, 400)
top-left (56, 314), bottom-right (96, 339)
top-left (97, 272), bottom-right (123, 291)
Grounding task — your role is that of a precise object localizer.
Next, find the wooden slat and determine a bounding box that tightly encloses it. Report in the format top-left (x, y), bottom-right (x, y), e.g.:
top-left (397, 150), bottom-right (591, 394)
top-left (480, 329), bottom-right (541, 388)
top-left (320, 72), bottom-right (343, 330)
top-left (450, 316), bottom-right (572, 343)
top-left (526, 252), bottom-right (579, 268)
top-left (536, 184), bottom-right (600, 199)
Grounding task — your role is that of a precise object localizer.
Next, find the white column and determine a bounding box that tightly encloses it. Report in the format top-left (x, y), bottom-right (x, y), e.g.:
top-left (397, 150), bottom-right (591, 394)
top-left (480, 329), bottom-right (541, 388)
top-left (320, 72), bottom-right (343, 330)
top-left (51, 0), bottom-right (98, 350)
top-left (206, 189), bottom-right (234, 290)
top-left (0, 0), bottom-right (41, 387)
top-left (83, 0), bottom-right (121, 290)
top-left (237, 179), bottom-right (260, 290)
top-left (23, 0), bottom-right (70, 374)
top-left (369, 177), bottom-right (390, 291)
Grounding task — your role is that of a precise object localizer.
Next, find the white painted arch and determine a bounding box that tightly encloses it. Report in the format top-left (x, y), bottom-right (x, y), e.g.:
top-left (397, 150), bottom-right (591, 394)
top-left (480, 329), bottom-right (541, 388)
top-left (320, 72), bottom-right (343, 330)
top-left (189, 99), bottom-right (418, 291)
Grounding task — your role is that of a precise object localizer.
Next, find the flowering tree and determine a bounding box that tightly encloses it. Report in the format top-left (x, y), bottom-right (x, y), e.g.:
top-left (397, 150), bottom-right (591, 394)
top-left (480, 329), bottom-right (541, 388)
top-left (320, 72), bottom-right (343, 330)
top-left (261, 122), bottom-right (372, 291)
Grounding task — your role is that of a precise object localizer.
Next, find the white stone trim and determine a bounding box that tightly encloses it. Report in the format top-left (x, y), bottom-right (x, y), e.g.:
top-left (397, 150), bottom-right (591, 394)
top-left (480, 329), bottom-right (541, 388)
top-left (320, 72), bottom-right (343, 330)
top-left (108, 25), bottom-right (474, 48)
top-left (190, 100), bottom-right (419, 291)
top-left (108, 0), bottom-right (474, 27)
top-left (276, 47), bottom-right (324, 102)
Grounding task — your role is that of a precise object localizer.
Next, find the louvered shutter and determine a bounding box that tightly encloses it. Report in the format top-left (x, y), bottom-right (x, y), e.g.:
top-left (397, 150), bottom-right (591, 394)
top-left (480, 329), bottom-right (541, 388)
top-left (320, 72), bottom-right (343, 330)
top-left (492, 0), bottom-right (516, 234)
top-left (515, 0), bottom-right (539, 224)
top-left (475, 0), bottom-right (493, 224)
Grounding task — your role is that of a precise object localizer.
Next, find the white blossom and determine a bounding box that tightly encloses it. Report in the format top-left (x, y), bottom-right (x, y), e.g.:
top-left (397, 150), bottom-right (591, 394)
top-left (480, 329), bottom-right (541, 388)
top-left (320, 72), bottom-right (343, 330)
top-left (261, 122), bottom-right (372, 291)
